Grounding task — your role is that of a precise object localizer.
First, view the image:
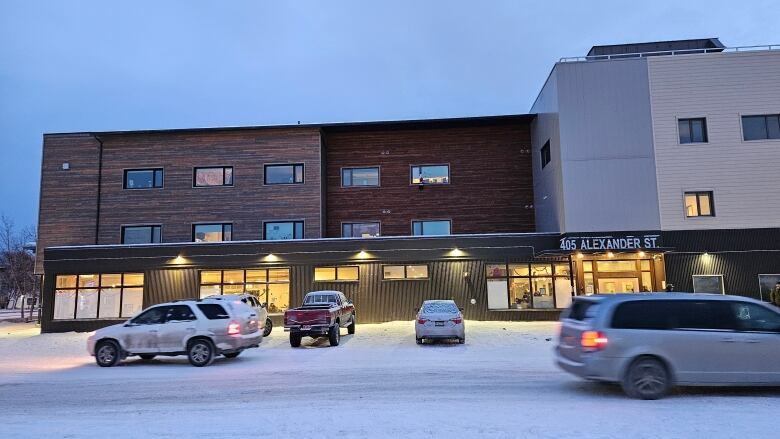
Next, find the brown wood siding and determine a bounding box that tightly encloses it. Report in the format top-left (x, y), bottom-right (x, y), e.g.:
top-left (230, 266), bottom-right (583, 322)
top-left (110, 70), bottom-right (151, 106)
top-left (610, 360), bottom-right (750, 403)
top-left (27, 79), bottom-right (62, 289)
top-left (36, 134), bottom-right (102, 273)
top-left (323, 121), bottom-right (535, 237)
top-left (96, 127), bottom-right (322, 244)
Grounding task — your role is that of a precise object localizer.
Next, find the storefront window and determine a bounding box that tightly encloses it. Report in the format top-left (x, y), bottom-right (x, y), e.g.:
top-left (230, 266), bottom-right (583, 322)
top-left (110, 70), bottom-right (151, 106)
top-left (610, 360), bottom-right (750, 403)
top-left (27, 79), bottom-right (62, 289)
top-left (486, 262), bottom-right (570, 310)
top-left (53, 273), bottom-right (145, 320)
top-left (199, 268), bottom-right (290, 314)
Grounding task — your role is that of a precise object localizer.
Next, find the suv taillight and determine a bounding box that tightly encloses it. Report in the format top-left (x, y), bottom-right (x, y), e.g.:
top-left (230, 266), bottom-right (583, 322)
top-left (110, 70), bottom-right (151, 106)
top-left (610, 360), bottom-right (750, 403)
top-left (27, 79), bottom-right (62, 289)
top-left (581, 331), bottom-right (608, 350)
top-left (228, 321), bottom-right (241, 335)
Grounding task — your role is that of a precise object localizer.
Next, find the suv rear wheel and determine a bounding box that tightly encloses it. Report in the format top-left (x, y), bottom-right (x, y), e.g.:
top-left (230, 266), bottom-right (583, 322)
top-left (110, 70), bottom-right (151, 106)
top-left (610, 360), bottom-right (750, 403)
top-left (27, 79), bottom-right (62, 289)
top-left (328, 325), bottom-right (340, 346)
top-left (95, 340), bottom-right (120, 367)
top-left (263, 318), bottom-right (273, 337)
top-left (187, 339), bottom-right (215, 367)
top-left (622, 357), bottom-right (670, 399)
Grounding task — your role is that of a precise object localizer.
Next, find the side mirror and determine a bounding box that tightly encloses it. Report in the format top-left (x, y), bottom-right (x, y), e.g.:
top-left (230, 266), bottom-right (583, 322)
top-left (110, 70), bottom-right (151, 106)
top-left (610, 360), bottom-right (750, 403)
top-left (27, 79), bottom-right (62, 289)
top-left (459, 307), bottom-right (464, 312)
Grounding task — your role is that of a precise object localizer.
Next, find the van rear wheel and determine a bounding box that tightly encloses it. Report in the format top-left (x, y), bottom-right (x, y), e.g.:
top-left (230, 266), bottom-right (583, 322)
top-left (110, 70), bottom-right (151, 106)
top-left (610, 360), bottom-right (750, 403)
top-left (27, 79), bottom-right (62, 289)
top-left (622, 357), bottom-right (670, 400)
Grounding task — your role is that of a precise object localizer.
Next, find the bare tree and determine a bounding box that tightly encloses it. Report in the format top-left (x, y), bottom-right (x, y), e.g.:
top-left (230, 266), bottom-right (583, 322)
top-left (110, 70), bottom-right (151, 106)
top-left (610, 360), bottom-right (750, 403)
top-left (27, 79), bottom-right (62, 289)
top-left (0, 214), bottom-right (38, 319)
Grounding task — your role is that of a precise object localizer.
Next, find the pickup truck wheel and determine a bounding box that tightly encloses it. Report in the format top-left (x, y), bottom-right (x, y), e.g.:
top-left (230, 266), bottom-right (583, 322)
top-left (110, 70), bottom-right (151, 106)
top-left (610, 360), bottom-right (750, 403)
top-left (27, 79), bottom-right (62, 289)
top-left (187, 339), bottom-right (215, 367)
top-left (95, 340), bottom-right (120, 367)
top-left (263, 318), bottom-right (273, 337)
top-left (347, 315), bottom-right (356, 334)
top-left (329, 325), bottom-right (340, 347)
top-left (139, 354), bottom-right (156, 360)
top-left (290, 333), bottom-right (302, 347)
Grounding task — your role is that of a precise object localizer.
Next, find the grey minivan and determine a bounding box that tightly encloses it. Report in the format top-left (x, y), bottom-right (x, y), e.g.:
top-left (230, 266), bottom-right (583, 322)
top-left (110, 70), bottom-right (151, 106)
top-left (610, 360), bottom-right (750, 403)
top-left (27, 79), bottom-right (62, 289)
top-left (556, 293), bottom-right (780, 399)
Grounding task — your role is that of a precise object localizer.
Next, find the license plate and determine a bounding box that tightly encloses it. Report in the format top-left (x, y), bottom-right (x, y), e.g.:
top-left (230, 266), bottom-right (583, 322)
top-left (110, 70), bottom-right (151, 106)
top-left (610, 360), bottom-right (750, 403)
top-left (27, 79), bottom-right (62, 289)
top-left (435, 321), bottom-right (445, 327)
top-left (301, 325), bottom-right (311, 331)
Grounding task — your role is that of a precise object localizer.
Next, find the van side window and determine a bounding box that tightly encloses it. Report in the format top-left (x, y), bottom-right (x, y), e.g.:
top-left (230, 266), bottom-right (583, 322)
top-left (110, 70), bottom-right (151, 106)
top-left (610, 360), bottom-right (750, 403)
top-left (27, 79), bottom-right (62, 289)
top-left (611, 301), bottom-right (671, 329)
top-left (729, 302), bottom-right (780, 332)
top-left (612, 300), bottom-right (736, 331)
top-left (566, 300), bottom-right (599, 321)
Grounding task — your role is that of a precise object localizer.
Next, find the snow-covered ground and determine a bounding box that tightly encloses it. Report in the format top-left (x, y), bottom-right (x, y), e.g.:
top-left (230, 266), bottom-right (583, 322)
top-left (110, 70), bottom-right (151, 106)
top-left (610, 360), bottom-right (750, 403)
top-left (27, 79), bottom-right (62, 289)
top-left (0, 320), bottom-right (777, 438)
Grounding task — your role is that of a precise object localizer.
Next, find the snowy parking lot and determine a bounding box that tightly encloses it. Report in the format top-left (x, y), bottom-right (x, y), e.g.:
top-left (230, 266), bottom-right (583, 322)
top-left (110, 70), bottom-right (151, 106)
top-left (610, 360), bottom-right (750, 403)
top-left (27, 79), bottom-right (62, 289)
top-left (1, 320), bottom-right (778, 438)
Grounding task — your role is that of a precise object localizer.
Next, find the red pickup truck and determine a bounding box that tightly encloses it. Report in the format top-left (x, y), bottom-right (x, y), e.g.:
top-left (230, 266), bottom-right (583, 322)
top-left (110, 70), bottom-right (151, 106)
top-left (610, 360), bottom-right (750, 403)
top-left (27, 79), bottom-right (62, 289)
top-left (284, 290), bottom-right (356, 347)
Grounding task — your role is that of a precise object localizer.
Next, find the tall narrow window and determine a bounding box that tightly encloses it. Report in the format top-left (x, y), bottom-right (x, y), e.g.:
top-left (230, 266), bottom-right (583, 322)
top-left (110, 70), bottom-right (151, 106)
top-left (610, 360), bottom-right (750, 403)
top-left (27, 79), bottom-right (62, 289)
top-left (124, 169), bottom-right (163, 189)
top-left (342, 167), bottom-right (380, 187)
top-left (684, 191), bottom-right (715, 218)
top-left (342, 222), bottom-right (380, 238)
top-left (678, 118), bottom-right (708, 144)
top-left (411, 165), bottom-right (449, 185)
top-left (541, 140), bottom-right (551, 168)
top-left (194, 167), bottom-right (233, 187)
top-left (192, 223), bottom-right (233, 242)
top-left (742, 115), bottom-right (780, 141)
top-left (264, 221), bottom-right (304, 240)
top-left (264, 164), bottom-right (304, 185)
top-left (412, 220), bottom-right (451, 236)
top-left (121, 225), bottom-right (162, 244)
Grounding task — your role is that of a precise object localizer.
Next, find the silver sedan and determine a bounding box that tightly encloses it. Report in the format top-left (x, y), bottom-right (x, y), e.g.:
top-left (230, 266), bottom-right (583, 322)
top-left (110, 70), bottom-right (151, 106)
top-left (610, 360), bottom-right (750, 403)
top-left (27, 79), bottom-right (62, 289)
top-left (415, 300), bottom-right (465, 344)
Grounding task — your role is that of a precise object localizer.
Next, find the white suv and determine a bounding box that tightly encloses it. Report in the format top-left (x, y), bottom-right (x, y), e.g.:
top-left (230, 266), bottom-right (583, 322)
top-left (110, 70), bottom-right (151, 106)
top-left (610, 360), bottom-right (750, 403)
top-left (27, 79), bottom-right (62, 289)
top-left (203, 293), bottom-right (273, 337)
top-left (87, 299), bottom-right (262, 367)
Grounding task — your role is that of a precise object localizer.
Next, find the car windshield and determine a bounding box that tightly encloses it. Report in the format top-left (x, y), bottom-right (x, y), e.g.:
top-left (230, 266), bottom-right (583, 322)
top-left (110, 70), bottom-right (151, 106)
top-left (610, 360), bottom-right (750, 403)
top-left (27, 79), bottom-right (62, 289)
top-left (422, 302), bottom-right (458, 314)
top-left (304, 293), bottom-right (338, 305)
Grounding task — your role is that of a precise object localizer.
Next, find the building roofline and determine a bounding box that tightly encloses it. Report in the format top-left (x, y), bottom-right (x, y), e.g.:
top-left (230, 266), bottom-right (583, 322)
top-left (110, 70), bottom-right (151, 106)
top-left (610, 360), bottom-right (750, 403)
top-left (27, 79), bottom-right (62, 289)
top-left (42, 114), bottom-right (535, 137)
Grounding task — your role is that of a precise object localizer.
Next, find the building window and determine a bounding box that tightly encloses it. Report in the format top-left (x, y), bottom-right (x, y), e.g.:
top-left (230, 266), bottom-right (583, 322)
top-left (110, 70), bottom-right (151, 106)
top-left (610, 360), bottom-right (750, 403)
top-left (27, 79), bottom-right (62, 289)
top-left (342, 167), bottom-right (379, 187)
top-left (692, 275), bottom-right (724, 294)
top-left (264, 221), bottom-right (304, 240)
top-left (684, 191), bottom-right (714, 217)
top-left (412, 220), bottom-right (451, 236)
top-left (411, 165), bottom-right (449, 185)
top-left (541, 140), bottom-right (551, 168)
top-left (382, 265), bottom-right (429, 280)
top-left (193, 223), bottom-right (232, 242)
top-left (758, 274), bottom-right (780, 302)
top-left (124, 169), bottom-right (163, 189)
top-left (194, 166), bottom-right (233, 187)
top-left (486, 263), bottom-right (569, 310)
top-left (678, 118), bottom-right (708, 144)
top-left (53, 273), bottom-right (144, 320)
top-left (264, 164), bottom-right (304, 185)
top-left (121, 225), bottom-right (162, 244)
top-left (314, 266), bottom-right (359, 282)
top-left (742, 114), bottom-right (780, 141)
top-left (342, 222), bottom-right (380, 238)
top-left (199, 268), bottom-right (290, 314)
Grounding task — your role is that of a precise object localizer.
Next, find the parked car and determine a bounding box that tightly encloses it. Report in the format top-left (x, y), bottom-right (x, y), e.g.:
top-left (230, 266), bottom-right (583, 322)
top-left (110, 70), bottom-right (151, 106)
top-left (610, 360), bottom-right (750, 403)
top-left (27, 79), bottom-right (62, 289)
top-left (284, 290), bottom-right (355, 347)
top-left (203, 293), bottom-right (273, 337)
top-left (556, 293), bottom-right (780, 399)
top-left (415, 300), bottom-right (465, 344)
top-left (87, 299), bottom-right (262, 367)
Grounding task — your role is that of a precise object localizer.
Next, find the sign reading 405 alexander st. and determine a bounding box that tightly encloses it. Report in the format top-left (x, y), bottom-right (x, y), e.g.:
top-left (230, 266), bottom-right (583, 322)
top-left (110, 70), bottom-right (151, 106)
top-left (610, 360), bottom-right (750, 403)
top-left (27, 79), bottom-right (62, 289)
top-left (559, 233), bottom-right (662, 251)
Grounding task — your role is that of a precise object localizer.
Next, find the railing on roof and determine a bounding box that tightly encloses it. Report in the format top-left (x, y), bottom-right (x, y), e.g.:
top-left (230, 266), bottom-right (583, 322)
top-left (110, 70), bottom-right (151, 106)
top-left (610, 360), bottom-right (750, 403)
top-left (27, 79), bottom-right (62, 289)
top-left (559, 44), bottom-right (780, 63)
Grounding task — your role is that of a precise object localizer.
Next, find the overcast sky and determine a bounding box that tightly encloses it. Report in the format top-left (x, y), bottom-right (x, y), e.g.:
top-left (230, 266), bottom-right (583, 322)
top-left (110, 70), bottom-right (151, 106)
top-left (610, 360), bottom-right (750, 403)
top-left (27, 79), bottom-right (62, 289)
top-left (1, 0), bottom-right (778, 230)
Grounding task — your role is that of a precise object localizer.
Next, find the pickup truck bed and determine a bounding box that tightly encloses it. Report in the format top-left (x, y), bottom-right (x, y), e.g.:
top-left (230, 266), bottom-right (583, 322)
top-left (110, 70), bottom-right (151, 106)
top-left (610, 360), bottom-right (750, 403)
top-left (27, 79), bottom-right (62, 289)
top-left (284, 291), bottom-right (356, 347)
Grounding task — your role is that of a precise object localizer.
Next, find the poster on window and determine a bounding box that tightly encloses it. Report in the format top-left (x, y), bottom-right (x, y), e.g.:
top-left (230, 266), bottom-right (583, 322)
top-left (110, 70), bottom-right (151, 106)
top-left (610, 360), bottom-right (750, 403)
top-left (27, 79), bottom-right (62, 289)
top-left (758, 274), bottom-right (780, 302)
top-left (692, 275), bottom-right (724, 294)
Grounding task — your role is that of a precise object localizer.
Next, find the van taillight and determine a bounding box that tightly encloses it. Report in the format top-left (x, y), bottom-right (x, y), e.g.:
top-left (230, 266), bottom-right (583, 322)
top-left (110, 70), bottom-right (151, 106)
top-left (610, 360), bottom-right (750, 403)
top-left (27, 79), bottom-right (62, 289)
top-left (228, 321), bottom-right (241, 335)
top-left (581, 331), bottom-right (608, 350)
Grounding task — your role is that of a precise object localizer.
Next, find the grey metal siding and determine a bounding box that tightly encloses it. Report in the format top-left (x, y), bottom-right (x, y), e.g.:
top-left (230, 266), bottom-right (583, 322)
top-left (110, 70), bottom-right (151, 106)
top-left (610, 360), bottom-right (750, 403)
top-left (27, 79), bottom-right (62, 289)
top-left (145, 269), bottom-right (199, 304)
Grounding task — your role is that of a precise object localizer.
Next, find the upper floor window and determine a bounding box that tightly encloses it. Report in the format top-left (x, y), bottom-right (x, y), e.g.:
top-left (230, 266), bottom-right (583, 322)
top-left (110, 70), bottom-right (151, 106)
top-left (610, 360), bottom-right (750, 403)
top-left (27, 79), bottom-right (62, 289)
top-left (342, 222), bottom-right (380, 238)
top-left (412, 220), bottom-right (451, 236)
top-left (342, 167), bottom-right (379, 187)
top-left (684, 191), bottom-right (715, 218)
top-left (411, 164), bottom-right (449, 185)
top-left (124, 169), bottom-right (163, 189)
top-left (742, 114), bottom-right (780, 141)
top-left (121, 225), bottom-right (162, 244)
top-left (194, 166), bottom-right (233, 187)
top-left (678, 118), bottom-right (708, 144)
top-left (264, 221), bottom-right (304, 240)
top-left (540, 140), bottom-right (551, 168)
top-left (193, 223), bottom-right (232, 242)
top-left (264, 164), bottom-right (304, 185)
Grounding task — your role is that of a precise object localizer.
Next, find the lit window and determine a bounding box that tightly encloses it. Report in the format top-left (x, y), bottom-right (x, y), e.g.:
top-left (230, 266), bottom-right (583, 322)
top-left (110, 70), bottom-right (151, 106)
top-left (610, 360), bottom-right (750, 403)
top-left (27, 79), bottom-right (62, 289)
top-left (342, 222), bottom-right (380, 238)
top-left (193, 223), bottom-right (232, 242)
top-left (199, 269), bottom-right (290, 314)
top-left (412, 220), bottom-right (451, 236)
top-left (121, 225), bottom-right (162, 244)
top-left (411, 165), bottom-right (449, 185)
top-left (264, 164), bottom-right (304, 185)
top-left (53, 273), bottom-right (144, 320)
top-left (342, 167), bottom-right (379, 187)
top-left (684, 191), bottom-right (714, 218)
top-left (264, 221), bottom-right (304, 240)
top-left (541, 140), bottom-right (551, 168)
top-left (124, 169), bottom-right (163, 189)
top-left (194, 167), bottom-right (233, 187)
top-left (382, 265), bottom-right (428, 280)
top-left (742, 115), bottom-right (780, 141)
top-left (678, 118), bottom-right (708, 144)
top-left (314, 266), bottom-right (359, 281)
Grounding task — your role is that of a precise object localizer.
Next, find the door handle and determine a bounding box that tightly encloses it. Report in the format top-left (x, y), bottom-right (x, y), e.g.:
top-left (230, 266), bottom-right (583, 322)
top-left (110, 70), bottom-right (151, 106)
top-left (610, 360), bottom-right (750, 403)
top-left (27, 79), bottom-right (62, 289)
top-left (149, 330), bottom-right (158, 333)
top-left (744, 339), bottom-right (760, 343)
top-left (719, 338), bottom-right (736, 343)
top-left (186, 327), bottom-right (196, 331)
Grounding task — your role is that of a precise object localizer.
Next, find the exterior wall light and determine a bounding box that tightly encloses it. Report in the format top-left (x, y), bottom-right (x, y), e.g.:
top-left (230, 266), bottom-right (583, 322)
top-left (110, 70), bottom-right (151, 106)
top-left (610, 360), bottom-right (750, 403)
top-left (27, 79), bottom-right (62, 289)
top-left (263, 253), bottom-right (279, 262)
top-left (172, 255), bottom-right (187, 264)
top-left (449, 248), bottom-right (465, 257)
top-left (607, 251), bottom-right (614, 258)
top-left (576, 252), bottom-right (584, 259)
top-left (356, 250), bottom-right (369, 259)
top-left (638, 251), bottom-right (646, 257)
